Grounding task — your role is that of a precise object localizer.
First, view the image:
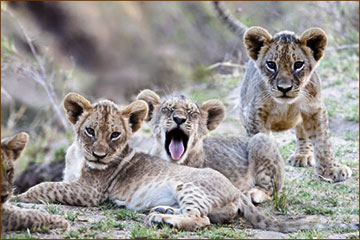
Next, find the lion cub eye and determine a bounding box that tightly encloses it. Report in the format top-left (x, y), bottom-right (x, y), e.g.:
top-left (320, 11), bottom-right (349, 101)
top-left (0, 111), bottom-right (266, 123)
top-left (110, 132), bottom-right (121, 140)
top-left (293, 61), bottom-right (304, 71)
top-left (85, 127), bottom-right (95, 137)
top-left (266, 61), bottom-right (277, 72)
top-left (6, 168), bottom-right (13, 178)
top-left (161, 107), bottom-right (173, 114)
top-left (191, 112), bottom-right (199, 119)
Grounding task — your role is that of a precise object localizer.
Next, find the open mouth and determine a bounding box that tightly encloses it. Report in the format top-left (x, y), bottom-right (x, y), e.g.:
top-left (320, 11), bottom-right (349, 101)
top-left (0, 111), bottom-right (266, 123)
top-left (165, 128), bottom-right (189, 161)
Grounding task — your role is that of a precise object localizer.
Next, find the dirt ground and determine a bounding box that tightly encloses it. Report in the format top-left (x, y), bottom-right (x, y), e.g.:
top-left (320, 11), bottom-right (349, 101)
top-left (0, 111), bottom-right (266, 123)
top-left (2, 50), bottom-right (359, 239)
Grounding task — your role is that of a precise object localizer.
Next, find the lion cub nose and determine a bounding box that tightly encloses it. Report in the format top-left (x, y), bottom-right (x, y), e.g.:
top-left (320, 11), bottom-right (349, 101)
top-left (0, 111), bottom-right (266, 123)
top-left (277, 83), bottom-right (293, 94)
top-left (173, 115), bottom-right (186, 125)
top-left (92, 146), bottom-right (108, 159)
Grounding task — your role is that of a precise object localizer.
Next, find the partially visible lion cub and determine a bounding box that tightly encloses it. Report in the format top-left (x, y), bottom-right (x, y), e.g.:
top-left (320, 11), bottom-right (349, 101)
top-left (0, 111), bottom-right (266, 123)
top-left (15, 92), bottom-right (309, 232)
top-left (137, 89), bottom-right (284, 204)
top-left (213, 1), bottom-right (351, 182)
top-left (1, 133), bottom-right (68, 232)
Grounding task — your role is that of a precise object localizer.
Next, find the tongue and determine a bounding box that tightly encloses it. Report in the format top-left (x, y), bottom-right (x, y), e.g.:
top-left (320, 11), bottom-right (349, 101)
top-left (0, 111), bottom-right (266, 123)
top-left (169, 138), bottom-right (184, 160)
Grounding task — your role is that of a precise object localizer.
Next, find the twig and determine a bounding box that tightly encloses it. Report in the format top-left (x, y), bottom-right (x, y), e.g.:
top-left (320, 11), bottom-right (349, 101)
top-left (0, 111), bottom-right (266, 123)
top-left (207, 61), bottom-right (245, 70)
top-left (6, 8), bottom-right (70, 130)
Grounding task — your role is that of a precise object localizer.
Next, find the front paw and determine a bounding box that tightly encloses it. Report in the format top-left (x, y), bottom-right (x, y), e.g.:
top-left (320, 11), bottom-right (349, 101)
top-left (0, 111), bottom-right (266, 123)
top-left (150, 206), bottom-right (179, 215)
top-left (288, 153), bottom-right (314, 167)
top-left (248, 188), bottom-right (271, 204)
top-left (147, 212), bottom-right (175, 228)
top-left (50, 215), bottom-right (69, 229)
top-left (316, 163), bottom-right (352, 183)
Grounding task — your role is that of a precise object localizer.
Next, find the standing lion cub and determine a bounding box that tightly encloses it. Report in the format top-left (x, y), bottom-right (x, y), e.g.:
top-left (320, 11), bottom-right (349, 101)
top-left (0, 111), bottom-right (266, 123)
top-left (213, 1), bottom-right (352, 182)
top-left (15, 92), bottom-right (310, 232)
top-left (137, 89), bottom-right (284, 204)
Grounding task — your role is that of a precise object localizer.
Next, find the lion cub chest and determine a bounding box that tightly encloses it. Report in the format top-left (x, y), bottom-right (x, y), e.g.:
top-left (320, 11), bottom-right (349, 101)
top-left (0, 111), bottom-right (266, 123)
top-left (265, 103), bottom-right (302, 132)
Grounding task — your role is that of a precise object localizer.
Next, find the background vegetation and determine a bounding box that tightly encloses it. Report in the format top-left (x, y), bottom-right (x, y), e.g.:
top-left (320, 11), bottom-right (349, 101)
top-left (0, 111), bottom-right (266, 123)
top-left (1, 1), bottom-right (359, 239)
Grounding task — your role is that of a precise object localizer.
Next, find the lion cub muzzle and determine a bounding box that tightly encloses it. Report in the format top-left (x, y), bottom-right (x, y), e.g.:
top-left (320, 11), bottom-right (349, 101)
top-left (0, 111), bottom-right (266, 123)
top-left (92, 144), bottom-right (108, 160)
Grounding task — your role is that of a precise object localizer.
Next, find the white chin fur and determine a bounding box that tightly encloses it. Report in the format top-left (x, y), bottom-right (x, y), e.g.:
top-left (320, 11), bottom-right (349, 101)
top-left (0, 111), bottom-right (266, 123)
top-left (273, 97), bottom-right (297, 104)
top-left (86, 161), bottom-right (108, 170)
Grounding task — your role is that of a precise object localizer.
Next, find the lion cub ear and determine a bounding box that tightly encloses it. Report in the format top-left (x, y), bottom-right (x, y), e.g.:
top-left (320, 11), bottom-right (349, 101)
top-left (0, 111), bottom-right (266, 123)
top-left (3, 132), bottom-right (29, 161)
top-left (122, 100), bottom-right (149, 133)
top-left (200, 100), bottom-right (225, 131)
top-left (300, 28), bottom-right (328, 61)
top-left (63, 92), bottom-right (92, 125)
top-left (244, 26), bottom-right (272, 61)
top-left (136, 89), bottom-right (161, 122)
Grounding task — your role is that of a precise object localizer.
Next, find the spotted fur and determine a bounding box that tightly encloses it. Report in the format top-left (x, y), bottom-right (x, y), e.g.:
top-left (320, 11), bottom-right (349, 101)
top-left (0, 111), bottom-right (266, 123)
top-left (1, 133), bottom-right (68, 232)
top-left (15, 93), bottom-right (309, 232)
top-left (213, 1), bottom-right (352, 182)
top-left (137, 90), bottom-right (284, 204)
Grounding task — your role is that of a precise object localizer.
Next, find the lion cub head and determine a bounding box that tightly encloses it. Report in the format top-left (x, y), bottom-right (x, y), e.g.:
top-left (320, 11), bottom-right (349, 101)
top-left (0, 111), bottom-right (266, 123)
top-left (137, 90), bottom-right (225, 164)
top-left (63, 93), bottom-right (148, 170)
top-left (1, 132), bottom-right (29, 203)
top-left (244, 27), bottom-right (327, 103)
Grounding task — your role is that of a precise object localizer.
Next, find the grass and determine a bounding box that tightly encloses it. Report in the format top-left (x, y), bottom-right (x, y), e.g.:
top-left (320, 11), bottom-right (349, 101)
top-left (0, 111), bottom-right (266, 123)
top-left (196, 225), bottom-right (249, 239)
top-left (130, 223), bottom-right (166, 239)
top-left (113, 209), bottom-right (138, 221)
top-left (43, 201), bottom-right (63, 215)
top-left (344, 102), bottom-right (359, 123)
top-left (279, 140), bottom-right (296, 160)
top-left (90, 219), bottom-right (125, 232)
top-left (2, 230), bottom-right (37, 239)
top-left (65, 211), bottom-right (79, 222)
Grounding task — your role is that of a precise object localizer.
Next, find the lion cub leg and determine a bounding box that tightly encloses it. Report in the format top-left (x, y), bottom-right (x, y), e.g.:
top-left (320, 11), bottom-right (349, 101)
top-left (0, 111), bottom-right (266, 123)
top-left (247, 133), bottom-right (285, 204)
top-left (288, 123), bottom-right (314, 167)
top-left (148, 183), bottom-right (211, 231)
top-left (302, 106), bottom-right (352, 182)
top-left (2, 204), bottom-right (68, 231)
top-left (15, 182), bottom-right (103, 207)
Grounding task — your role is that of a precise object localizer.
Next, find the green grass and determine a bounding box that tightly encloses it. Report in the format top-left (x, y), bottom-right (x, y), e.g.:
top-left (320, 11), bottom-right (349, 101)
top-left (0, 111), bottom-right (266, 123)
top-left (65, 211), bottom-right (79, 222)
top-left (196, 225), bottom-right (249, 239)
top-left (90, 219), bottom-right (125, 232)
top-left (2, 229), bottom-right (37, 239)
top-left (344, 102), bottom-right (359, 123)
top-left (130, 223), bottom-right (164, 239)
top-left (112, 209), bottom-right (138, 221)
top-left (279, 140), bottom-right (296, 160)
top-left (63, 230), bottom-right (81, 239)
top-left (43, 201), bottom-right (63, 215)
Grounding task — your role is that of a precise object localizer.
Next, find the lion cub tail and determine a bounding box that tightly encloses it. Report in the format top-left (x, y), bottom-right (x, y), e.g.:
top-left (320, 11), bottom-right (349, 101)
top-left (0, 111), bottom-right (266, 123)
top-left (212, 1), bottom-right (248, 39)
top-left (237, 192), bottom-right (310, 233)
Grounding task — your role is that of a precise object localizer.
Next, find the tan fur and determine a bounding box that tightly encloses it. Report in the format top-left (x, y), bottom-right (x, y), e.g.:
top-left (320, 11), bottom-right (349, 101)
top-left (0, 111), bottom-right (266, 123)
top-left (239, 26), bottom-right (351, 182)
top-left (1, 133), bottom-right (68, 232)
top-left (213, 2), bottom-right (351, 182)
top-left (137, 90), bottom-right (284, 204)
top-left (15, 93), bottom-right (309, 232)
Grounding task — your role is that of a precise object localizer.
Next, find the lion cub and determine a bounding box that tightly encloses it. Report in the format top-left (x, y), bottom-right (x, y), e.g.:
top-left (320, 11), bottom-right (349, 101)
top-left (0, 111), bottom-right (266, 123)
top-left (1, 133), bottom-right (68, 232)
top-left (137, 89), bottom-right (284, 204)
top-left (213, 1), bottom-right (352, 182)
top-left (15, 92), bottom-right (307, 232)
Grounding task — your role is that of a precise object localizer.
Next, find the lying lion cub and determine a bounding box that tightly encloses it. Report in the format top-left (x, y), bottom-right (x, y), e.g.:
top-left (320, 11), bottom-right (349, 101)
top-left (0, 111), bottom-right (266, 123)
top-left (2, 133), bottom-right (68, 231)
top-left (137, 89), bottom-right (284, 204)
top-left (16, 92), bottom-right (306, 232)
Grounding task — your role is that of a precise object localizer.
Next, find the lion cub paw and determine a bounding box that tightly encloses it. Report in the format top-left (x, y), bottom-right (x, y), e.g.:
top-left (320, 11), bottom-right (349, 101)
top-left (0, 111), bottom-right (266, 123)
top-left (50, 215), bottom-right (69, 229)
top-left (150, 206), bottom-right (180, 215)
top-left (147, 212), bottom-right (178, 228)
top-left (316, 163), bottom-right (352, 183)
top-left (248, 188), bottom-right (271, 204)
top-left (288, 153), bottom-right (314, 167)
